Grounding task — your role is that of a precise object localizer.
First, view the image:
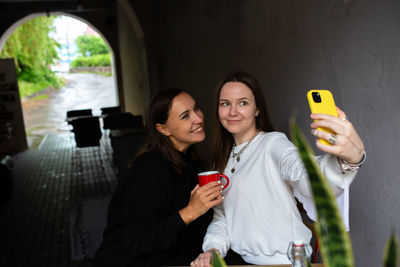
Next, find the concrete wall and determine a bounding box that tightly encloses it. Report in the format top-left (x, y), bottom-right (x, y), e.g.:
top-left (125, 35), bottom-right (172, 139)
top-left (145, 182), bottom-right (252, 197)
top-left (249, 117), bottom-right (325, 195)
top-left (148, 0), bottom-right (400, 266)
top-left (1, 0), bottom-right (399, 265)
top-left (117, 0), bottom-right (150, 117)
top-left (129, 0), bottom-right (162, 98)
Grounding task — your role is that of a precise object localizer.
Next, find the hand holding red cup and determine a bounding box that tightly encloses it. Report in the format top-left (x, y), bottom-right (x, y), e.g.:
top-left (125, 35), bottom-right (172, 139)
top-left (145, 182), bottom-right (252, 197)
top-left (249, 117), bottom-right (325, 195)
top-left (198, 171), bottom-right (230, 189)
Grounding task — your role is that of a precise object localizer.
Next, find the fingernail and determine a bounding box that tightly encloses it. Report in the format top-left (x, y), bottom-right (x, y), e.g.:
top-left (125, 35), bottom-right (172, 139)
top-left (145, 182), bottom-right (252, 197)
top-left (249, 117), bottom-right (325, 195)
top-left (220, 185), bottom-right (224, 188)
top-left (220, 190), bottom-right (223, 193)
top-left (218, 181), bottom-right (221, 184)
top-left (222, 196), bottom-right (224, 200)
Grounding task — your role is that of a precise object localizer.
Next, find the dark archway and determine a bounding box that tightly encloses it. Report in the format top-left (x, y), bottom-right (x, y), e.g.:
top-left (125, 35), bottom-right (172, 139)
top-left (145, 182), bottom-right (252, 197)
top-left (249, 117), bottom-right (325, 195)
top-left (0, 0), bottom-right (151, 123)
top-left (0, 0), bottom-right (152, 150)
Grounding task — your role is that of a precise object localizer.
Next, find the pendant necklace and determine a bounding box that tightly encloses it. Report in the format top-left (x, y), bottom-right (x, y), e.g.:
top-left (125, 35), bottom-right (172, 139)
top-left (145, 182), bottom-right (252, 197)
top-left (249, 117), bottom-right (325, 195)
top-left (230, 131), bottom-right (260, 173)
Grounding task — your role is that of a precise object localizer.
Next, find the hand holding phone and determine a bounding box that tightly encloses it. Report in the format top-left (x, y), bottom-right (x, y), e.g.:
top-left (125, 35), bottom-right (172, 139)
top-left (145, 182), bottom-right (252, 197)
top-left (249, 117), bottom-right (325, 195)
top-left (307, 89), bottom-right (338, 145)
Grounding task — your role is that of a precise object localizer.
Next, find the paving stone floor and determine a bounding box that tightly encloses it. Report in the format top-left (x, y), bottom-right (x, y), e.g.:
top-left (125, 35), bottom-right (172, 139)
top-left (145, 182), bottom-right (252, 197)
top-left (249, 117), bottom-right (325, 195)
top-left (0, 132), bottom-right (118, 267)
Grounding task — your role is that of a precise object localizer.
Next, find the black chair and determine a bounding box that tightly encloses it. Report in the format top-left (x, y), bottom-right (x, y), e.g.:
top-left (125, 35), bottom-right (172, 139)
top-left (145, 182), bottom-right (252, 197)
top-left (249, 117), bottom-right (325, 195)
top-left (100, 106), bottom-right (121, 115)
top-left (69, 195), bottom-right (111, 261)
top-left (0, 155), bottom-right (13, 208)
top-left (102, 112), bottom-right (143, 130)
top-left (70, 117), bottom-right (102, 148)
top-left (296, 199), bottom-right (322, 263)
top-left (66, 109), bottom-right (93, 121)
top-left (110, 129), bottom-right (148, 180)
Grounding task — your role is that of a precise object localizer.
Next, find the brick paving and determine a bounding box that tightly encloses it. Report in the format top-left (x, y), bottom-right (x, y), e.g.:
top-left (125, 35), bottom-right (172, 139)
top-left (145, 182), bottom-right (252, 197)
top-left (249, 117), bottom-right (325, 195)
top-left (0, 132), bottom-right (118, 267)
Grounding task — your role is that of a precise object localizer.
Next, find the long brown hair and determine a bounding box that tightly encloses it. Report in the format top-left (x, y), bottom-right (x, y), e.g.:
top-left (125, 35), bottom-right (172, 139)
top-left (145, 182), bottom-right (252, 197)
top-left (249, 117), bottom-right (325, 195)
top-left (137, 88), bottom-right (197, 174)
top-left (212, 71), bottom-right (275, 173)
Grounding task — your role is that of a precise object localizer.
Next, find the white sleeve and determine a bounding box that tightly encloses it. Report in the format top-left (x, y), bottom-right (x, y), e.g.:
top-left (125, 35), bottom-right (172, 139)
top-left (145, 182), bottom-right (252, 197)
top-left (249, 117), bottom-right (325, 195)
top-left (272, 134), bottom-right (356, 230)
top-left (293, 154), bottom-right (355, 231)
top-left (202, 203), bottom-right (230, 257)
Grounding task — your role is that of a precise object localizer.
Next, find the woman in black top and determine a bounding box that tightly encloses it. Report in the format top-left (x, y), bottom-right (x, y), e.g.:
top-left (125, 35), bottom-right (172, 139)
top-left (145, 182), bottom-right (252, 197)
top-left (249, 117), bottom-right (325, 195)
top-left (93, 89), bottom-right (223, 267)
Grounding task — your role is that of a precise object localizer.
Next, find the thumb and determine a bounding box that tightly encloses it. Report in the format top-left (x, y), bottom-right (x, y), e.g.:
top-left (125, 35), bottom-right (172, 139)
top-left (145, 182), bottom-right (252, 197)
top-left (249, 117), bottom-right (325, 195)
top-left (336, 106), bottom-right (347, 119)
top-left (191, 184), bottom-right (200, 194)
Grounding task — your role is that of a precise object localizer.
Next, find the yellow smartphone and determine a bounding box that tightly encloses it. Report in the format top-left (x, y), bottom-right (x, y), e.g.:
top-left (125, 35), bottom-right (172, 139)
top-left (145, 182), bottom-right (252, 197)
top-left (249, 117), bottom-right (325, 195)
top-left (307, 89), bottom-right (338, 145)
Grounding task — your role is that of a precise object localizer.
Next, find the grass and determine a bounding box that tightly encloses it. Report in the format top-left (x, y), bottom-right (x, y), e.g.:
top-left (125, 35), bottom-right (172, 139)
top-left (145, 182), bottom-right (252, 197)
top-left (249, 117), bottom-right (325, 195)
top-left (18, 77), bottom-right (65, 100)
top-left (18, 80), bottom-right (53, 99)
top-left (30, 94), bottom-right (48, 100)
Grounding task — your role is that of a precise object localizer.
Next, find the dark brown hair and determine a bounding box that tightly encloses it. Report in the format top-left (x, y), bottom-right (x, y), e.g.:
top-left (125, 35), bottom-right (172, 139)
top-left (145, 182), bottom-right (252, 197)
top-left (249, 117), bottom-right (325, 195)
top-left (212, 71), bottom-right (275, 173)
top-left (137, 88), bottom-right (197, 174)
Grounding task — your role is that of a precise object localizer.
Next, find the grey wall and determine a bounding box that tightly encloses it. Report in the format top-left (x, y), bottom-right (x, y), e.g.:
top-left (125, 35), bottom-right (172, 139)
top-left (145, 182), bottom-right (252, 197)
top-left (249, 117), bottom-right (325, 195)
top-left (142, 0), bottom-right (400, 266)
top-left (117, 0), bottom-right (150, 117)
top-left (1, 0), bottom-right (399, 266)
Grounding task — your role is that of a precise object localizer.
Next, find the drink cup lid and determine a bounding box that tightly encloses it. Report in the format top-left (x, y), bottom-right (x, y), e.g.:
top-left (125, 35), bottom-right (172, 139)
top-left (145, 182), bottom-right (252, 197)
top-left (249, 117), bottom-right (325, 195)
top-left (293, 240), bottom-right (304, 246)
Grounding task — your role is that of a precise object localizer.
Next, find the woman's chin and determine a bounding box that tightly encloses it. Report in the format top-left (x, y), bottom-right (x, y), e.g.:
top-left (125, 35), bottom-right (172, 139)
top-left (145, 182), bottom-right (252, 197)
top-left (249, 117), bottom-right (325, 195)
top-left (192, 132), bottom-right (206, 143)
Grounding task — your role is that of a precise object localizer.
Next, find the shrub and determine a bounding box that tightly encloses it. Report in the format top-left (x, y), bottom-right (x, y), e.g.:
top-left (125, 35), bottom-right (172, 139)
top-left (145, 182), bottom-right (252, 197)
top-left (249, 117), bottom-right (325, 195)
top-left (71, 54), bottom-right (111, 67)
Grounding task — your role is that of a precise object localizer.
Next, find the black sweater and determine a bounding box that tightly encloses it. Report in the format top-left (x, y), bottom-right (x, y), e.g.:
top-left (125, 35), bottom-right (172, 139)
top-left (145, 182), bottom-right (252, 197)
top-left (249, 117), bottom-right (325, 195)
top-left (93, 150), bottom-right (212, 267)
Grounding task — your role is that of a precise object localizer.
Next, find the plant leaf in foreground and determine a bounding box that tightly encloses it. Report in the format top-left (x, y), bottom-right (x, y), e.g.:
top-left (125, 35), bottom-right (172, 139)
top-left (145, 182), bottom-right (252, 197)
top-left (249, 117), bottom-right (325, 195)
top-left (290, 118), bottom-right (354, 267)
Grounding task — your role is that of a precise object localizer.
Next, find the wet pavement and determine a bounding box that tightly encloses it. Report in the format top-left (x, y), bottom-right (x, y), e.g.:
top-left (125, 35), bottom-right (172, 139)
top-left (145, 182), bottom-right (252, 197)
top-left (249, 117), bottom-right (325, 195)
top-left (21, 73), bottom-right (117, 148)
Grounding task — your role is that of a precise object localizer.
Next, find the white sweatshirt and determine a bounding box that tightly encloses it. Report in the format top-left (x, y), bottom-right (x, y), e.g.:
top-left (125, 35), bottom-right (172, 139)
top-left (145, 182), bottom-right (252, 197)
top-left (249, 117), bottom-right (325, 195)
top-left (202, 131), bottom-right (356, 265)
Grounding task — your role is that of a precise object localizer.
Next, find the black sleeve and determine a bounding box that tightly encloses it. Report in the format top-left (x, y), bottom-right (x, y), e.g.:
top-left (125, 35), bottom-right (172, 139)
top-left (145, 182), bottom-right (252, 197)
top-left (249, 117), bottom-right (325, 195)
top-left (118, 153), bottom-right (188, 258)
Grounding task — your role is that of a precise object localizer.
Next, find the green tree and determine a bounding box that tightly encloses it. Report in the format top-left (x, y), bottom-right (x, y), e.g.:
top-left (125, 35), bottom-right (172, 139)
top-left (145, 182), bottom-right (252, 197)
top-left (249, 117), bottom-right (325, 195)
top-left (75, 35), bottom-right (109, 56)
top-left (0, 16), bottom-right (60, 84)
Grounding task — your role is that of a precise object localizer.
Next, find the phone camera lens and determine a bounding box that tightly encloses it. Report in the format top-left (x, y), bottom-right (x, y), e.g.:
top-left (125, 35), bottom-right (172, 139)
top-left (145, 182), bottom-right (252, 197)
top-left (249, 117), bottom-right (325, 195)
top-left (312, 92), bottom-right (322, 103)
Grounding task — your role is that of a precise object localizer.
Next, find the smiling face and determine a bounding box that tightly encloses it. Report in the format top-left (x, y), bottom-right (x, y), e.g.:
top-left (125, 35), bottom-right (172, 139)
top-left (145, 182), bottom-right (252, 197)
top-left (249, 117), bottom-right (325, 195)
top-left (156, 92), bottom-right (205, 152)
top-left (218, 82), bottom-right (259, 144)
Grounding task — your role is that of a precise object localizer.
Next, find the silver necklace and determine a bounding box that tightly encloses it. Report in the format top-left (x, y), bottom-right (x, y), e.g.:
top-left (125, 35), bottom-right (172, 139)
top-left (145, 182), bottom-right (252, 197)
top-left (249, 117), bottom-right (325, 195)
top-left (230, 131), bottom-right (260, 173)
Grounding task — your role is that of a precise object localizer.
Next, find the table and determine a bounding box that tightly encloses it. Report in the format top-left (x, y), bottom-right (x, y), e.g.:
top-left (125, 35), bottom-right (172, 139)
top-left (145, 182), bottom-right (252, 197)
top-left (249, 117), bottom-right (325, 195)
top-left (109, 127), bottom-right (146, 138)
top-left (227, 265), bottom-right (324, 267)
top-left (66, 115), bottom-right (100, 123)
top-left (169, 264), bottom-right (324, 267)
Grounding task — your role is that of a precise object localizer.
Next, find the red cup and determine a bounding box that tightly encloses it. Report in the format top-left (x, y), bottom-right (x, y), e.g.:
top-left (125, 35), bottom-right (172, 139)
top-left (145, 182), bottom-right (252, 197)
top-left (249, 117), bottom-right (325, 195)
top-left (198, 171), bottom-right (230, 189)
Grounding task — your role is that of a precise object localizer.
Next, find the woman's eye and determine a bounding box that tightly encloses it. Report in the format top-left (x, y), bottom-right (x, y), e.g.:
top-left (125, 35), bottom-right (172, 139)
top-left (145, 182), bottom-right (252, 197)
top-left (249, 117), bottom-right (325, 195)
top-left (181, 114), bottom-right (189, 120)
top-left (220, 102), bottom-right (229, 106)
top-left (240, 101), bottom-right (248, 106)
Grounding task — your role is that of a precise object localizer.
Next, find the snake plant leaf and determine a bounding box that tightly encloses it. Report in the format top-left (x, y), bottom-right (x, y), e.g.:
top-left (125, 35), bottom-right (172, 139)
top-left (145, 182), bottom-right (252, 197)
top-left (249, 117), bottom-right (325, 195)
top-left (211, 251), bottom-right (227, 267)
top-left (383, 232), bottom-right (399, 267)
top-left (306, 259), bottom-right (312, 267)
top-left (290, 118), bottom-right (354, 267)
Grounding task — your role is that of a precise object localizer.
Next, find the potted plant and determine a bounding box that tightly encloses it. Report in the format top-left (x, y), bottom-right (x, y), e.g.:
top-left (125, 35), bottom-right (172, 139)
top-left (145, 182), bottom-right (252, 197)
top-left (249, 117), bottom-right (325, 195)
top-left (211, 120), bottom-right (399, 267)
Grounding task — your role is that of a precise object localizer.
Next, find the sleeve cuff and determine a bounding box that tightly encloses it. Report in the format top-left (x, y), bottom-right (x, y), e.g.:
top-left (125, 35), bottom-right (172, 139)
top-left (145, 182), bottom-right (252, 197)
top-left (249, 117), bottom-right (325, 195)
top-left (203, 241), bottom-right (228, 257)
top-left (172, 211), bottom-right (188, 233)
top-left (322, 154), bottom-right (356, 193)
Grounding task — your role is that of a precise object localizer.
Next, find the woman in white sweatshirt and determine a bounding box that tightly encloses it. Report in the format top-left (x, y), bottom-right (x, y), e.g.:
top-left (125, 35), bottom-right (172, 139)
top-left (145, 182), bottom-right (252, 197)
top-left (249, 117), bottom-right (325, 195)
top-left (191, 71), bottom-right (365, 266)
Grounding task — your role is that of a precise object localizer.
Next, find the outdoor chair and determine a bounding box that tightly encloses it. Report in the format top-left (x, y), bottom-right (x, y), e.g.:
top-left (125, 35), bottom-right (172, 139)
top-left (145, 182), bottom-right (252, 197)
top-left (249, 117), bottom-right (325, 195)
top-left (70, 117), bottom-right (102, 148)
top-left (66, 109), bottom-right (94, 137)
top-left (102, 112), bottom-right (143, 130)
top-left (69, 194), bottom-right (111, 261)
top-left (296, 199), bottom-right (322, 263)
top-left (109, 129), bottom-right (148, 181)
top-left (66, 108), bottom-right (93, 122)
top-left (0, 155), bottom-right (13, 208)
top-left (100, 106), bottom-right (121, 116)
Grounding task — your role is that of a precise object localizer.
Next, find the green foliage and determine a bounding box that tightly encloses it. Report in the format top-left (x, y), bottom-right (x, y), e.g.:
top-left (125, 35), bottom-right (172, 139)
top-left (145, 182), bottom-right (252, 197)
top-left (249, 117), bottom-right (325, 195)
top-left (0, 16), bottom-right (60, 79)
top-left (73, 35), bottom-right (110, 68)
top-left (30, 94), bottom-right (48, 101)
top-left (290, 119), bottom-right (354, 267)
top-left (75, 35), bottom-right (109, 56)
top-left (211, 251), bottom-right (227, 267)
top-left (383, 233), bottom-right (399, 267)
top-left (71, 54), bottom-right (111, 67)
top-left (290, 119), bottom-right (399, 267)
top-left (18, 77), bottom-right (65, 100)
top-left (0, 15), bottom-right (63, 97)
top-left (18, 80), bottom-right (49, 99)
